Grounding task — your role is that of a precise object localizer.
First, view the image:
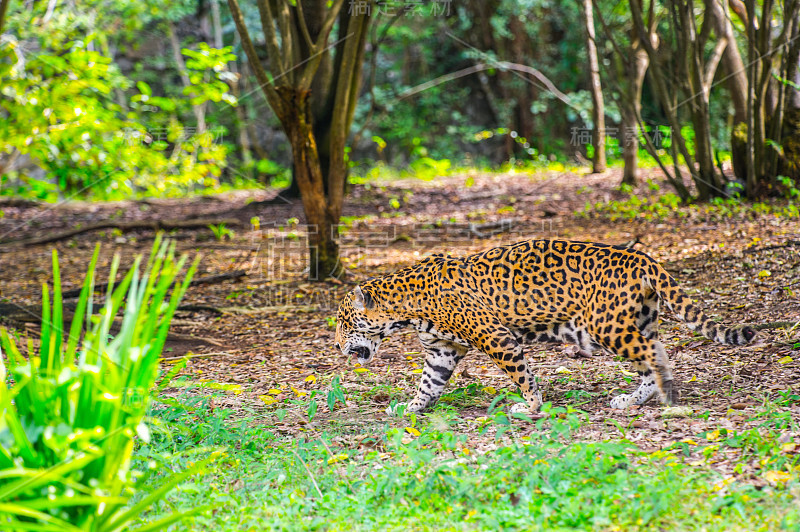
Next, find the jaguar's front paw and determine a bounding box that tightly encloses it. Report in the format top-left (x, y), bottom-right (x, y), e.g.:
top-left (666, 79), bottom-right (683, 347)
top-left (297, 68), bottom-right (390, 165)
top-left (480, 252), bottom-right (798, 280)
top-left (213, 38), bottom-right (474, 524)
top-left (386, 401), bottom-right (426, 417)
top-left (510, 402), bottom-right (531, 415)
top-left (610, 393), bottom-right (634, 409)
top-left (386, 403), bottom-right (407, 416)
top-left (509, 400), bottom-right (547, 420)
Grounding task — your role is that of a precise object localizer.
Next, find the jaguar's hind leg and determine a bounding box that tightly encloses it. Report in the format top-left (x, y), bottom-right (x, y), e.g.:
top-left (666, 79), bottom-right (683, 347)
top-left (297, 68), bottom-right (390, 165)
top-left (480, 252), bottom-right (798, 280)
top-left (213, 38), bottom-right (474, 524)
top-left (637, 291), bottom-right (660, 340)
top-left (610, 360), bottom-right (658, 408)
top-left (594, 328), bottom-right (675, 409)
top-left (608, 292), bottom-right (666, 409)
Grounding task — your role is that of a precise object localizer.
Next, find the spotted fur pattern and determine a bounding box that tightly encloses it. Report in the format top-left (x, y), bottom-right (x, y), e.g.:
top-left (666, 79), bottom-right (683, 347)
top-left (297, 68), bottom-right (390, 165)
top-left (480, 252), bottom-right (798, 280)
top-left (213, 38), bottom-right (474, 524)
top-left (334, 240), bottom-right (756, 415)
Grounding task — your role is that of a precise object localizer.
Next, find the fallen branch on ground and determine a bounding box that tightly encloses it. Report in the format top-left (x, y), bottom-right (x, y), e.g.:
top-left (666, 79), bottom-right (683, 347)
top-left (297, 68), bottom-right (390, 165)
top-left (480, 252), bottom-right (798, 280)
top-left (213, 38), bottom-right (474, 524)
top-left (0, 218), bottom-right (242, 247)
top-left (469, 219), bottom-right (515, 238)
top-left (59, 270), bottom-right (247, 299)
top-left (0, 300), bottom-right (224, 345)
top-left (752, 321), bottom-right (798, 331)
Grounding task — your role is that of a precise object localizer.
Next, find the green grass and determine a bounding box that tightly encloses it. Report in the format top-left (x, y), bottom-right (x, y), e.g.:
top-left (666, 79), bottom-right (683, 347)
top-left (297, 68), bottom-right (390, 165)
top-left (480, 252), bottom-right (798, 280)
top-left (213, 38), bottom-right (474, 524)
top-left (580, 187), bottom-right (800, 222)
top-left (136, 388), bottom-right (800, 531)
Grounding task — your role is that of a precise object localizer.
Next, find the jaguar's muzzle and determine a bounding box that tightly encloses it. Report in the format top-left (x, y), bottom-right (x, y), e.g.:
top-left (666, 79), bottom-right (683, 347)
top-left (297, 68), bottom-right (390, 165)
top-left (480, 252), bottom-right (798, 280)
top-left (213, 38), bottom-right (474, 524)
top-left (352, 345), bottom-right (372, 364)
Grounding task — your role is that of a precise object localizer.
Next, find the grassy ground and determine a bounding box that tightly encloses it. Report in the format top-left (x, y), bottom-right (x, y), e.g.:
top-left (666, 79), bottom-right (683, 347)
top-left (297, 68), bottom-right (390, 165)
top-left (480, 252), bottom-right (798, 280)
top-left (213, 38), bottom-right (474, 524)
top-left (139, 382), bottom-right (799, 531)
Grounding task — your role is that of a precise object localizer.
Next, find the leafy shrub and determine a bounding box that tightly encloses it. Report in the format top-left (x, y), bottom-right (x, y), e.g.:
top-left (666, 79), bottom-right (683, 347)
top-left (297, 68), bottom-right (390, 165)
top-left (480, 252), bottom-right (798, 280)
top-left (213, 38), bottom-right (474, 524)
top-left (0, 5), bottom-right (236, 201)
top-left (0, 237), bottom-right (213, 530)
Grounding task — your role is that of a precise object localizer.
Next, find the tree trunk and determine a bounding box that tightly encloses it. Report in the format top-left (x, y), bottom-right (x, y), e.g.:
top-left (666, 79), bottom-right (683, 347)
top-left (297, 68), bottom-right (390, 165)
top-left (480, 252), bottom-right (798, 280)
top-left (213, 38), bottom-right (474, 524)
top-left (621, 40), bottom-right (649, 185)
top-left (621, 107), bottom-right (638, 185)
top-left (744, 1), bottom-right (761, 196)
top-left (780, 18), bottom-right (800, 181)
top-left (277, 87), bottom-right (343, 280)
top-left (167, 21), bottom-right (206, 133)
top-left (710, 0), bottom-right (748, 182)
top-left (226, 0), bottom-right (365, 280)
top-left (509, 15), bottom-right (534, 147)
top-left (629, 0), bottom-right (692, 201)
top-left (0, 0), bottom-right (10, 35)
top-left (583, 0), bottom-right (606, 173)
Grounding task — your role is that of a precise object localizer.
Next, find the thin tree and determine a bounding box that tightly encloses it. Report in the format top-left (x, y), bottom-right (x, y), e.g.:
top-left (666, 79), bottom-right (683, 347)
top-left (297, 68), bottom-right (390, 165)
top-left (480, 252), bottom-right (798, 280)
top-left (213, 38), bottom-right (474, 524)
top-left (583, 0), bottom-right (607, 173)
top-left (629, 0), bottom-right (723, 200)
top-left (593, 0), bottom-right (650, 185)
top-left (226, 0), bottom-right (371, 279)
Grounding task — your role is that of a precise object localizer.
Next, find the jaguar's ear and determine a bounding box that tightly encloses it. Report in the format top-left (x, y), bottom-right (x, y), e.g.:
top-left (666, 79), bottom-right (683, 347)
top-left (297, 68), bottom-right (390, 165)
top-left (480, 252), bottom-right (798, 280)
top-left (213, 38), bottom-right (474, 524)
top-left (352, 286), bottom-right (375, 311)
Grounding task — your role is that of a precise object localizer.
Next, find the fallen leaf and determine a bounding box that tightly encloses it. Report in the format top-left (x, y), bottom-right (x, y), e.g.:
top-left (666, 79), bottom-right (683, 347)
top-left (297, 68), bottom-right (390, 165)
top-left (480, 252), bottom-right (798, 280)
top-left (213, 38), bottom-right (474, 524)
top-left (662, 406), bottom-right (693, 418)
top-left (327, 453), bottom-right (349, 465)
top-left (764, 470), bottom-right (792, 484)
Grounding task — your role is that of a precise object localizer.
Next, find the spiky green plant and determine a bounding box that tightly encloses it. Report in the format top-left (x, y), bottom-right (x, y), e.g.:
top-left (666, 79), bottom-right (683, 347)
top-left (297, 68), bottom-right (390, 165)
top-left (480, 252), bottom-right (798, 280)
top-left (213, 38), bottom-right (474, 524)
top-left (0, 236), bottom-right (215, 531)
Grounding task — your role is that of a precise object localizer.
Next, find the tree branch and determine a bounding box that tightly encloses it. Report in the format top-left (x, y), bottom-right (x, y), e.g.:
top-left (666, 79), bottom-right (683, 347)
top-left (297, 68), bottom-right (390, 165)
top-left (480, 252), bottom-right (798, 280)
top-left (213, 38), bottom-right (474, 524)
top-left (327, 9), bottom-right (370, 220)
top-left (298, 0), bottom-right (347, 88)
top-left (256, 0), bottom-right (286, 74)
top-left (291, 0), bottom-right (317, 53)
top-left (227, 0), bottom-right (282, 112)
top-left (704, 36), bottom-right (728, 94)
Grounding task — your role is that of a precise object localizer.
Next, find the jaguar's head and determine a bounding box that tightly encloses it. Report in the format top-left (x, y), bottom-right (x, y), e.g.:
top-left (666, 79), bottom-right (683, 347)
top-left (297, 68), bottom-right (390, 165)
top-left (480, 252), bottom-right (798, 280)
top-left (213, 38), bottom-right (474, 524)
top-left (334, 286), bottom-right (388, 365)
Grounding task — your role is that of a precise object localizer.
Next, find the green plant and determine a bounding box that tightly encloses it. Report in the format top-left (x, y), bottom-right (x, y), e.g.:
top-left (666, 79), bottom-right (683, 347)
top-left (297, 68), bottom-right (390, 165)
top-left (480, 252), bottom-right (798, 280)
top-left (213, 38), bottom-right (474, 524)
top-left (326, 377), bottom-right (347, 412)
top-left (0, 237), bottom-right (213, 530)
top-left (208, 223), bottom-right (234, 241)
top-left (0, 2), bottom-right (238, 201)
top-left (777, 175), bottom-right (800, 199)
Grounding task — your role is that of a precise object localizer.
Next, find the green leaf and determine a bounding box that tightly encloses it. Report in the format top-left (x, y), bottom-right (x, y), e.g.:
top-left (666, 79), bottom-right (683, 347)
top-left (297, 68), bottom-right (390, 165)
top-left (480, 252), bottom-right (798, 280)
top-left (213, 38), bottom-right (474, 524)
top-left (100, 453), bottom-right (218, 530)
top-left (136, 80), bottom-right (152, 96)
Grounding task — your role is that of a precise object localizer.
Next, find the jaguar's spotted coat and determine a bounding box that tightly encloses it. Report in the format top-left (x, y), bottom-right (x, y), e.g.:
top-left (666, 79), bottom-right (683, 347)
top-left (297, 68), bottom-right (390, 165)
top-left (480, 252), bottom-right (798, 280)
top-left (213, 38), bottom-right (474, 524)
top-left (334, 240), bottom-right (756, 415)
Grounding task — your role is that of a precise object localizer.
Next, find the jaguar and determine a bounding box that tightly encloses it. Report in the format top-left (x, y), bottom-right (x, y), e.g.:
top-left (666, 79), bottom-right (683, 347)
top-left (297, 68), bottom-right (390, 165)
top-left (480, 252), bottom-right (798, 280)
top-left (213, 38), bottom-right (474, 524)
top-left (334, 239), bottom-right (756, 416)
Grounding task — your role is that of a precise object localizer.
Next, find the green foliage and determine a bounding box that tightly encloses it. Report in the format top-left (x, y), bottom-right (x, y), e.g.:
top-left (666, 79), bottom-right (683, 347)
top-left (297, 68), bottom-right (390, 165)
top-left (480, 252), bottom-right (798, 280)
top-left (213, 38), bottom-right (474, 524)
top-left (181, 44), bottom-right (238, 107)
top-left (0, 237), bottom-right (211, 530)
top-left (208, 223), bottom-right (234, 241)
top-left (136, 394), bottom-right (799, 531)
top-left (777, 175), bottom-right (800, 199)
top-left (582, 189), bottom-right (800, 222)
top-left (0, 1), bottom-right (239, 201)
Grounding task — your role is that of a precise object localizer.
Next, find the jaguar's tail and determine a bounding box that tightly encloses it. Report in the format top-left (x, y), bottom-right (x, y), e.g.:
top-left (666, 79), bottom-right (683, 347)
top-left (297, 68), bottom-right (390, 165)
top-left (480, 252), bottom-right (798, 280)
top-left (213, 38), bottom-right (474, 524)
top-left (647, 262), bottom-right (756, 345)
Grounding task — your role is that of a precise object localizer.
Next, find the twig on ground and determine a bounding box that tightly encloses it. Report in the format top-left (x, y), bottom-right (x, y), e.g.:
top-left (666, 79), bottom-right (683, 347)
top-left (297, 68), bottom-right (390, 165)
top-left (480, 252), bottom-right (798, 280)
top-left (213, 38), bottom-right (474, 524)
top-left (753, 321), bottom-right (799, 331)
top-left (0, 218), bottom-right (242, 247)
top-left (291, 449), bottom-right (324, 499)
top-left (60, 270), bottom-right (246, 299)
